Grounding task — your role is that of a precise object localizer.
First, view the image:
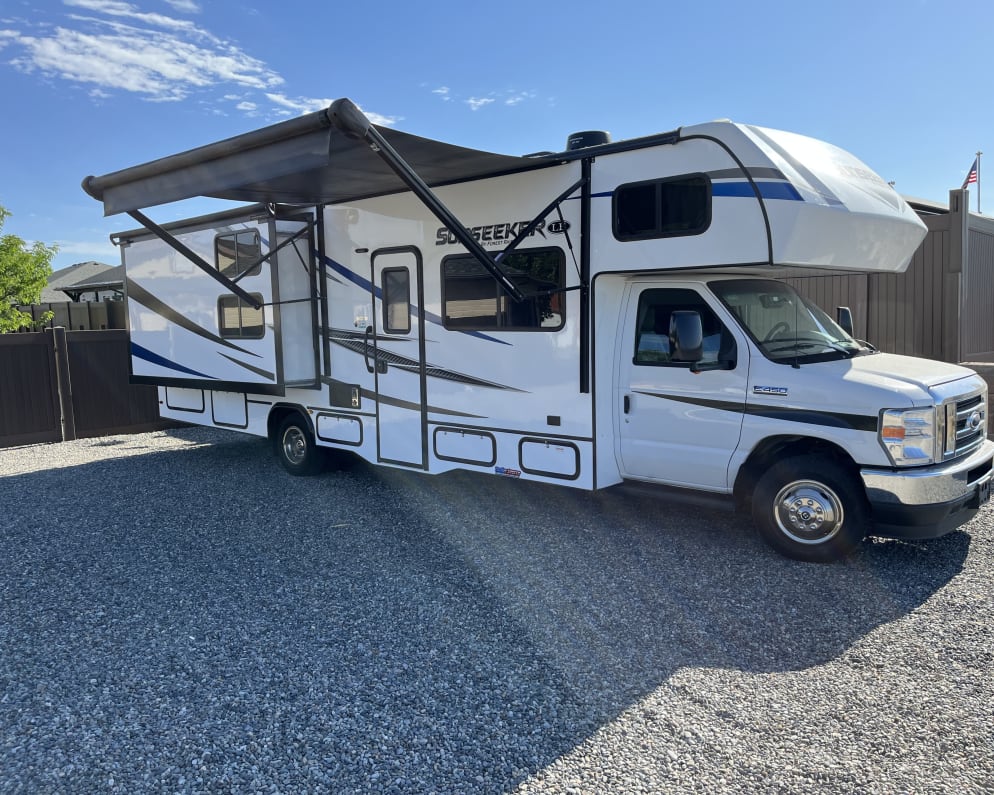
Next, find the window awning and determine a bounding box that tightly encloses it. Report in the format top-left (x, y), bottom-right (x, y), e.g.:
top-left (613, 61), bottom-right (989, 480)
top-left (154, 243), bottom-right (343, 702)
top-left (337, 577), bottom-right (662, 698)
top-left (82, 100), bottom-right (555, 216)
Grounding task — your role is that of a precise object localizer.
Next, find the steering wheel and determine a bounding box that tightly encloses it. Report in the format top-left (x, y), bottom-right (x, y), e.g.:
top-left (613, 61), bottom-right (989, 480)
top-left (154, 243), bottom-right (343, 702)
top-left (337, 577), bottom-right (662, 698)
top-left (763, 321), bottom-right (791, 342)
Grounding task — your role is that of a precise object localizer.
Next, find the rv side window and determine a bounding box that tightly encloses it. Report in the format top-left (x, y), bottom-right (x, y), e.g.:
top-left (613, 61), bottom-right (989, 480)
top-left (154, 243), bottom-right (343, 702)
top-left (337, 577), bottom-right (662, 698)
top-left (218, 293), bottom-right (265, 339)
top-left (216, 230), bottom-right (262, 279)
top-left (441, 247), bottom-right (565, 331)
top-left (382, 268), bottom-right (411, 334)
top-left (614, 175), bottom-right (711, 241)
top-left (633, 288), bottom-right (735, 368)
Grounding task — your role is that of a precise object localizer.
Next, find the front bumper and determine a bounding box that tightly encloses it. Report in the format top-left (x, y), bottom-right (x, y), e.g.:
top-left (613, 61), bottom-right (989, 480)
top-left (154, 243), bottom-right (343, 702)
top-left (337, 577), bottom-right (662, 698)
top-left (860, 439), bottom-right (994, 539)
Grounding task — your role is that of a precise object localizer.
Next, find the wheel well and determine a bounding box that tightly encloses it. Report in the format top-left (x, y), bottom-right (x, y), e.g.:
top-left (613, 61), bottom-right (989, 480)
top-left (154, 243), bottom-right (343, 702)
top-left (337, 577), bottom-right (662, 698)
top-left (733, 435), bottom-right (858, 510)
top-left (267, 404), bottom-right (314, 442)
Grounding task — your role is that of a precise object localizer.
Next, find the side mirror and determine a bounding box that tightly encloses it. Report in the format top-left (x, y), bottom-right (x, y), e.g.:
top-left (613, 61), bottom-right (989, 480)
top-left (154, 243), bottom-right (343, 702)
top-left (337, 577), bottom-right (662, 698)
top-left (836, 306), bottom-right (854, 337)
top-left (669, 310), bottom-right (704, 363)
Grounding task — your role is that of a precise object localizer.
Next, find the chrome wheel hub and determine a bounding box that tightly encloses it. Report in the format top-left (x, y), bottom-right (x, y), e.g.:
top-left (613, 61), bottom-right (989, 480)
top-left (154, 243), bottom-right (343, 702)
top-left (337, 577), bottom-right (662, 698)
top-left (282, 427), bottom-right (307, 465)
top-left (772, 480), bottom-right (844, 545)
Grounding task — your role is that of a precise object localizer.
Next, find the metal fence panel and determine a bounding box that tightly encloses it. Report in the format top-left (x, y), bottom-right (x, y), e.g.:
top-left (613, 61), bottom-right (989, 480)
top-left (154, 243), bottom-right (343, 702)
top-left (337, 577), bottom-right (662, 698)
top-left (0, 330), bottom-right (173, 448)
top-left (962, 227), bottom-right (994, 361)
top-left (65, 331), bottom-right (164, 438)
top-left (0, 333), bottom-right (62, 447)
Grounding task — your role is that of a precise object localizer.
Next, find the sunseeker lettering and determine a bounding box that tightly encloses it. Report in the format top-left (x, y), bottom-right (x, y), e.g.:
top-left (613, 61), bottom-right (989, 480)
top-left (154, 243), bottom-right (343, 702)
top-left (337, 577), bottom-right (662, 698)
top-left (435, 220), bottom-right (546, 247)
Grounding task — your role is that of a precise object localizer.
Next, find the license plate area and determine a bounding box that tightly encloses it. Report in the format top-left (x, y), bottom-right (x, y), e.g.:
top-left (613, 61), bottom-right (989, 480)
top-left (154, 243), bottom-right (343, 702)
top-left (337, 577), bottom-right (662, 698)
top-left (970, 476), bottom-right (992, 509)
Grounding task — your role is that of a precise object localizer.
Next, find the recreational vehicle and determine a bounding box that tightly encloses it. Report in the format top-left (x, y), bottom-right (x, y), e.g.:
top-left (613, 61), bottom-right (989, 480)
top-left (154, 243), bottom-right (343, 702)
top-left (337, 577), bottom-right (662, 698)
top-left (83, 98), bottom-right (993, 562)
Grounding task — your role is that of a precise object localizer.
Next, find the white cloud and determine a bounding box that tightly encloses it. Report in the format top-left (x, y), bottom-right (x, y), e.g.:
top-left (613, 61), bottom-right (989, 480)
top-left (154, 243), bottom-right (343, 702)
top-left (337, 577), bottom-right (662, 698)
top-left (65, 0), bottom-right (204, 34)
top-left (505, 91), bottom-right (535, 106)
top-left (3, 5), bottom-right (405, 127)
top-left (437, 85), bottom-right (537, 111)
top-left (265, 93), bottom-right (399, 126)
top-left (163, 0), bottom-right (201, 11)
top-left (11, 21), bottom-right (282, 101)
top-left (265, 92), bottom-right (332, 114)
top-left (51, 238), bottom-right (119, 259)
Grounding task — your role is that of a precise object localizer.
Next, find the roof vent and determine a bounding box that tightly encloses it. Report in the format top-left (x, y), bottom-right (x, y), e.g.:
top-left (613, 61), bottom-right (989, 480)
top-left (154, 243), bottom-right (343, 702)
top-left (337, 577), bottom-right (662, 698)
top-left (567, 130), bottom-right (610, 151)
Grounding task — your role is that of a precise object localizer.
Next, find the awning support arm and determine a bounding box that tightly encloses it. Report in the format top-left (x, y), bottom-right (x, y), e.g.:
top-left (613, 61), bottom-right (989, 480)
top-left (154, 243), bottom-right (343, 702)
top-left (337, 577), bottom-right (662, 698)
top-left (231, 221), bottom-right (314, 285)
top-left (328, 99), bottom-right (526, 303)
top-left (126, 209), bottom-right (263, 310)
top-left (493, 177), bottom-right (586, 265)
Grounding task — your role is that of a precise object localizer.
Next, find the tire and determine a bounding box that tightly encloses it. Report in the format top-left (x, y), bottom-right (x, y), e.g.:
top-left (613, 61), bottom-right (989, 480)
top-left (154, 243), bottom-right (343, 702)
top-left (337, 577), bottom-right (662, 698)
top-left (275, 414), bottom-right (324, 476)
top-left (751, 454), bottom-right (868, 562)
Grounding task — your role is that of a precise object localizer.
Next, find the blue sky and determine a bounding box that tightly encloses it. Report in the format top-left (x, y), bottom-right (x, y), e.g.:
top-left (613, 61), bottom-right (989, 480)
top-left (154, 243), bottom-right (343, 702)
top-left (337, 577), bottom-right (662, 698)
top-left (2, 0), bottom-right (992, 273)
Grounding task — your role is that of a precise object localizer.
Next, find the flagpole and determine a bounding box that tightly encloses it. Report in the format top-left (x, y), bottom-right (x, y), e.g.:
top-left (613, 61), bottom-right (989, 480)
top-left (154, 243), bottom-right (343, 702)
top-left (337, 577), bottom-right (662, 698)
top-left (977, 151), bottom-right (982, 214)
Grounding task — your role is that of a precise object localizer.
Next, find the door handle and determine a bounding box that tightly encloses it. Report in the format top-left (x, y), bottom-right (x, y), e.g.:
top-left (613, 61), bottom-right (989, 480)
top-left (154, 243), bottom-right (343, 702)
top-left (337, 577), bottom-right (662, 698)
top-left (623, 394), bottom-right (631, 414)
top-left (363, 325), bottom-right (375, 373)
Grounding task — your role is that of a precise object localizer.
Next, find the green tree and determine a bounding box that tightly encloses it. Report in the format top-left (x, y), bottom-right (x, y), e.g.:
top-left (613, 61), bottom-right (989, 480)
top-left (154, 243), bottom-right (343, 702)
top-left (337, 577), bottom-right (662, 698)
top-left (0, 204), bottom-right (58, 332)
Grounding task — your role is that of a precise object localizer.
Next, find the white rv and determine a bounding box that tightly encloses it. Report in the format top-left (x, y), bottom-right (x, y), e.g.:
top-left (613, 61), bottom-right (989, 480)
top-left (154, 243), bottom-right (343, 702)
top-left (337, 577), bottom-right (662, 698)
top-left (83, 98), bottom-right (993, 561)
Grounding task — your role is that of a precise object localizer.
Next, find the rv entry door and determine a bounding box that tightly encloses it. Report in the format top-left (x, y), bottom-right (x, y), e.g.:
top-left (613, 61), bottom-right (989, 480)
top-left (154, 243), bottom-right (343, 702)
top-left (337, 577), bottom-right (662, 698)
top-left (370, 247), bottom-right (427, 469)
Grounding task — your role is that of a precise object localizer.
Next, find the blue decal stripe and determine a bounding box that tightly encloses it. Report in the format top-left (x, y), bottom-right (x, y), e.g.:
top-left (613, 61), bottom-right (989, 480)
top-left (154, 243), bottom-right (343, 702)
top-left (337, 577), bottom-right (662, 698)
top-left (713, 181), bottom-right (803, 201)
top-left (318, 252), bottom-right (511, 346)
top-left (132, 342), bottom-right (215, 379)
top-left (591, 183), bottom-right (802, 201)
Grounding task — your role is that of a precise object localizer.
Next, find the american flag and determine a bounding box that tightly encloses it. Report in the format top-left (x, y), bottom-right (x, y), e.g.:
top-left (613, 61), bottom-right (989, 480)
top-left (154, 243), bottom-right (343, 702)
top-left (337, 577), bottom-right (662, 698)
top-left (962, 157), bottom-right (979, 189)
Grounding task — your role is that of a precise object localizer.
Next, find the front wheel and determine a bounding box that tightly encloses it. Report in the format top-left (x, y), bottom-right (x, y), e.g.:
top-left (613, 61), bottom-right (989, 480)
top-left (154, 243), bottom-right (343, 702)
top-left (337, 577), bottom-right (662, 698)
top-left (276, 415), bottom-right (324, 476)
top-left (751, 454), bottom-right (869, 562)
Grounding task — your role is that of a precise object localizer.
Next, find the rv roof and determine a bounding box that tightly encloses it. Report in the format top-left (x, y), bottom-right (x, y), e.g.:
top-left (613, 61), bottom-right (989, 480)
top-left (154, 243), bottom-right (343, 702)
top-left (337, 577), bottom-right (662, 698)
top-left (82, 102), bottom-right (558, 216)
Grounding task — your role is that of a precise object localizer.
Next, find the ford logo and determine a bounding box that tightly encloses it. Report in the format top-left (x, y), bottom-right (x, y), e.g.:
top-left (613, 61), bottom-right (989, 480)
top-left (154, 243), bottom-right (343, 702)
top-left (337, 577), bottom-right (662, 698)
top-left (968, 410), bottom-right (983, 431)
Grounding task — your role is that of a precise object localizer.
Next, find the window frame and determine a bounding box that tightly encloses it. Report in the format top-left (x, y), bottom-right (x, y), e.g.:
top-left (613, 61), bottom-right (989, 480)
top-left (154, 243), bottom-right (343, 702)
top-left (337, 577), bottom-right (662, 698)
top-left (613, 173), bottom-right (712, 242)
top-left (440, 246), bottom-right (566, 332)
top-left (381, 266), bottom-right (412, 335)
top-left (217, 292), bottom-right (265, 339)
top-left (215, 229), bottom-right (263, 279)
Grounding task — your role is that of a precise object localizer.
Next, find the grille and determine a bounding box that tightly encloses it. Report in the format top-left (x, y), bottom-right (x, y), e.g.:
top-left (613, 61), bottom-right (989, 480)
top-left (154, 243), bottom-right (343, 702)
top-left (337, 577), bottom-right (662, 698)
top-left (943, 391), bottom-right (987, 460)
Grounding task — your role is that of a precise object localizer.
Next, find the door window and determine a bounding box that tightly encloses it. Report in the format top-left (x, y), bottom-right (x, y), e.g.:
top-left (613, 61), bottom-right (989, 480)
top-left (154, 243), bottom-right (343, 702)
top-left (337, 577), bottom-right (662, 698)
top-left (381, 267), bottom-right (411, 334)
top-left (633, 288), bottom-right (736, 368)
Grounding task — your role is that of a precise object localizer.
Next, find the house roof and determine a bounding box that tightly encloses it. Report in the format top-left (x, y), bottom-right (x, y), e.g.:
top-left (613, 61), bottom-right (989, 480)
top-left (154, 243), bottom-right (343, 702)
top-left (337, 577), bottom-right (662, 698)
top-left (41, 261), bottom-right (115, 303)
top-left (68, 264), bottom-right (124, 292)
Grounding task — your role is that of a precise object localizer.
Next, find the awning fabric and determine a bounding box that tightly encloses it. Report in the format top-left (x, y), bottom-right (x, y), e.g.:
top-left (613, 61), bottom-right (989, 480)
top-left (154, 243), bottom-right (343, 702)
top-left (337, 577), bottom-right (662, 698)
top-left (83, 102), bottom-right (553, 216)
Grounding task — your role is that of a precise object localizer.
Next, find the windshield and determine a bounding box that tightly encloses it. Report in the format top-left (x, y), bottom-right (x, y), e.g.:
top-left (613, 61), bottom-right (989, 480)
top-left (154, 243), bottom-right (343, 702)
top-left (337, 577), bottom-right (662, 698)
top-left (708, 279), bottom-right (870, 364)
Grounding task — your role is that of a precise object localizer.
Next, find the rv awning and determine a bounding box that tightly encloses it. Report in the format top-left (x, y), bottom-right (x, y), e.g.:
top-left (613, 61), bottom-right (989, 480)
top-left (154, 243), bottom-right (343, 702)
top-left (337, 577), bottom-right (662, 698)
top-left (82, 100), bottom-right (555, 216)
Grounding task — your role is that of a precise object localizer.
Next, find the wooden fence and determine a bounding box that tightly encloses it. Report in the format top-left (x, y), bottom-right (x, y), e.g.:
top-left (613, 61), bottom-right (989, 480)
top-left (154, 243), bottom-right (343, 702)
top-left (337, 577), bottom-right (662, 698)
top-left (0, 328), bottom-right (175, 449)
top-left (14, 301), bottom-right (127, 332)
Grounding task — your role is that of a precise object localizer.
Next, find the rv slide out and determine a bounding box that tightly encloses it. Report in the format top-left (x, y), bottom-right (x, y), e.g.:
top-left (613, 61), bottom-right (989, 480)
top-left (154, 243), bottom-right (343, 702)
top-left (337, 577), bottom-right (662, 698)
top-left (84, 98), bottom-right (993, 562)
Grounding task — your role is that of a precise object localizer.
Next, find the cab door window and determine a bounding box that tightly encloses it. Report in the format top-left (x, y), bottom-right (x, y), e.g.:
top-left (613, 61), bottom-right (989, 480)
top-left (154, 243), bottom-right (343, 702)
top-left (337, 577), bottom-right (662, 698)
top-left (633, 288), bottom-right (736, 368)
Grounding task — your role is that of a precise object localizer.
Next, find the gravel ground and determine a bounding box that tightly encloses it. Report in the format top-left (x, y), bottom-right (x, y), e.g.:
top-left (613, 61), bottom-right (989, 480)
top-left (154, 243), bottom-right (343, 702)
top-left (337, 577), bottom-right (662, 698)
top-left (1, 427), bottom-right (991, 794)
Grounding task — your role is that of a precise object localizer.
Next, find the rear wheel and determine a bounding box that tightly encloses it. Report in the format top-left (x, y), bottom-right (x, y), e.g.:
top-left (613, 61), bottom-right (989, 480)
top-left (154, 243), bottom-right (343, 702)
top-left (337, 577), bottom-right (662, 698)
top-left (751, 454), bottom-right (868, 562)
top-left (276, 414), bottom-right (324, 476)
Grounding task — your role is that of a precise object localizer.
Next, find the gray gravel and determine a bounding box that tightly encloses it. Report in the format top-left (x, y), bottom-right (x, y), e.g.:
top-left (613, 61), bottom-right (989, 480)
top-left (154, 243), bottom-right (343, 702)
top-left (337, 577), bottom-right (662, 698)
top-left (1, 426), bottom-right (992, 794)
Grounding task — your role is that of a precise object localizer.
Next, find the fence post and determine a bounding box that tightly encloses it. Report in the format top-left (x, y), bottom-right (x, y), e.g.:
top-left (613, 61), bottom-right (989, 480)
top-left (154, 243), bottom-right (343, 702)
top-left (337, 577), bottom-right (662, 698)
top-left (47, 326), bottom-right (77, 441)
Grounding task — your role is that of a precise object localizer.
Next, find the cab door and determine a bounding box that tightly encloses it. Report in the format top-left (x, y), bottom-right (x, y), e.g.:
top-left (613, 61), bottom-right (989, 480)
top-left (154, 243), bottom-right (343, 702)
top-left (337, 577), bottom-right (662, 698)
top-left (370, 247), bottom-right (427, 469)
top-left (617, 283), bottom-right (749, 490)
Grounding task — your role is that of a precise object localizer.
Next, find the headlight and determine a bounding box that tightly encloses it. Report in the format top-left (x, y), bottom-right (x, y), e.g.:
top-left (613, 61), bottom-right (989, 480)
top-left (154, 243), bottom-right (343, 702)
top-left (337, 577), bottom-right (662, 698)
top-left (879, 407), bottom-right (936, 466)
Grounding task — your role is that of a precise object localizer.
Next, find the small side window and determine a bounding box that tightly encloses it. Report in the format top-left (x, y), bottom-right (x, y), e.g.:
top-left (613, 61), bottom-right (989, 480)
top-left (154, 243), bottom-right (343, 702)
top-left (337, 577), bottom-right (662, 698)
top-left (382, 268), bottom-right (411, 334)
top-left (218, 293), bottom-right (265, 339)
top-left (614, 175), bottom-right (711, 241)
top-left (216, 230), bottom-right (262, 279)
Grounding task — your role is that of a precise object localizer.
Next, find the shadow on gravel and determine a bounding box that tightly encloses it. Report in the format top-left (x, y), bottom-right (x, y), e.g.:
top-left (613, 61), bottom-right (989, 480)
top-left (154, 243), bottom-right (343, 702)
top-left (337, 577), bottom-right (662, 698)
top-left (0, 433), bottom-right (971, 792)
